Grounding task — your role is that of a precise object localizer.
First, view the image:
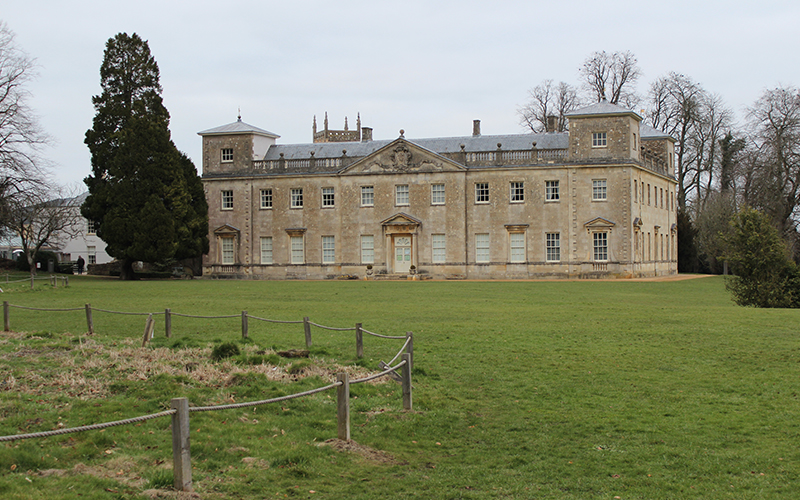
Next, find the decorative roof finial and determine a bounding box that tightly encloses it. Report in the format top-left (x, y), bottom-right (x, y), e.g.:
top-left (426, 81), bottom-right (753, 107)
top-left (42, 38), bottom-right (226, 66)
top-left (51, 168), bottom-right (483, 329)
top-left (238, 108), bottom-right (242, 121)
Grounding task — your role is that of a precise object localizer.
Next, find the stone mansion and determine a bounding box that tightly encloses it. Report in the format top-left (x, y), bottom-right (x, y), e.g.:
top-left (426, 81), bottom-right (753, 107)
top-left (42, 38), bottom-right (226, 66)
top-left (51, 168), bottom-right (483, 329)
top-left (199, 100), bottom-right (678, 279)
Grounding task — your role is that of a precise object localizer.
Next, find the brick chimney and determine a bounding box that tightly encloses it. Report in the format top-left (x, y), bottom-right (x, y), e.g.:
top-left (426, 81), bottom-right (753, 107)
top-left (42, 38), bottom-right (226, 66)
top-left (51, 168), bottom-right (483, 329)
top-left (473, 120), bottom-right (481, 136)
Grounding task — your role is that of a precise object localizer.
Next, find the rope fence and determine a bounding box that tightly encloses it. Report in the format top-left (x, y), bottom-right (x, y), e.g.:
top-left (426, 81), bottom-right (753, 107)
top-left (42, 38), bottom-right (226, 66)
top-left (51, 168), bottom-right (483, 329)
top-left (2, 301), bottom-right (414, 368)
top-left (0, 353), bottom-right (412, 493)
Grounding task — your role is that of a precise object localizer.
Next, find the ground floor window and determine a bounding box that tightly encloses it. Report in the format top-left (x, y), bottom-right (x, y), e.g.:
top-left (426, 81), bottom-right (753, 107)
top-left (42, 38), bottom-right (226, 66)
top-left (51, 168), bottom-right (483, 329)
top-left (546, 233), bottom-right (560, 262)
top-left (593, 232), bottom-right (608, 261)
top-left (260, 237), bottom-right (273, 264)
top-left (87, 246), bottom-right (97, 265)
top-left (322, 236), bottom-right (335, 264)
top-left (476, 234), bottom-right (490, 263)
top-left (509, 232), bottom-right (525, 262)
top-left (291, 236), bottom-right (304, 264)
top-left (361, 235), bottom-right (374, 264)
top-left (221, 238), bottom-right (234, 265)
top-left (432, 234), bottom-right (446, 263)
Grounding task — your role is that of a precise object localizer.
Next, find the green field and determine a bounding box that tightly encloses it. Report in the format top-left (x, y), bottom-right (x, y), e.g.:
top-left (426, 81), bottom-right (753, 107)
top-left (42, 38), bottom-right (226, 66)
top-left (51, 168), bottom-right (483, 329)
top-left (0, 275), bottom-right (799, 499)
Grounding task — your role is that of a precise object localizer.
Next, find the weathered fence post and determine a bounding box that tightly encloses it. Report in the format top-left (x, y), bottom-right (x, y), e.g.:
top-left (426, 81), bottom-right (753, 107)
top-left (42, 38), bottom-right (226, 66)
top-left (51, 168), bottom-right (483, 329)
top-left (141, 314), bottom-right (155, 347)
top-left (405, 331), bottom-right (414, 371)
top-left (165, 308), bottom-right (172, 338)
top-left (170, 397), bottom-right (192, 492)
top-left (336, 372), bottom-right (350, 440)
top-left (85, 304), bottom-right (94, 335)
top-left (401, 353), bottom-right (412, 411)
top-left (303, 316), bottom-right (312, 348)
top-left (355, 323), bottom-right (363, 358)
top-left (50, 275), bottom-right (55, 287)
top-left (241, 311), bottom-right (248, 339)
top-left (3, 301), bottom-right (9, 332)
top-left (64, 276), bottom-right (69, 287)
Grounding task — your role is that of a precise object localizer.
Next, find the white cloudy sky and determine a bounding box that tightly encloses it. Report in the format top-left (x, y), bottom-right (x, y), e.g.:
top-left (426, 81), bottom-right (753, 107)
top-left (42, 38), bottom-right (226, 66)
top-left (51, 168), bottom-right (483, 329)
top-left (4, 0), bottom-right (800, 188)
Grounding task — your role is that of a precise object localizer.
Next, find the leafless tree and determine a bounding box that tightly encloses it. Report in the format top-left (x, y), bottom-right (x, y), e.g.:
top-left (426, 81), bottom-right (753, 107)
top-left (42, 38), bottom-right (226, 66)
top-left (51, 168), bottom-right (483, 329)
top-left (0, 21), bottom-right (48, 227)
top-left (740, 85), bottom-right (800, 256)
top-left (518, 80), bottom-right (580, 133)
top-left (5, 184), bottom-right (81, 288)
top-left (580, 50), bottom-right (641, 107)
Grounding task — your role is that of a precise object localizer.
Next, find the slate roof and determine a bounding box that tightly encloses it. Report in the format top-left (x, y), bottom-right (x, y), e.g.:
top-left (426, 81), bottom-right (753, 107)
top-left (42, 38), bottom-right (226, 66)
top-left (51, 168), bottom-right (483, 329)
top-left (198, 118), bottom-right (280, 138)
top-left (566, 99), bottom-right (642, 120)
top-left (262, 132), bottom-right (569, 160)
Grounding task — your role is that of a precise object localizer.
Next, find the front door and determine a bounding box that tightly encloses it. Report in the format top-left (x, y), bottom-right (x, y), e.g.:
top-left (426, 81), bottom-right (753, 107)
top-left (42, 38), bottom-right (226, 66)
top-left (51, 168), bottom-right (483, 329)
top-left (394, 236), bottom-right (412, 274)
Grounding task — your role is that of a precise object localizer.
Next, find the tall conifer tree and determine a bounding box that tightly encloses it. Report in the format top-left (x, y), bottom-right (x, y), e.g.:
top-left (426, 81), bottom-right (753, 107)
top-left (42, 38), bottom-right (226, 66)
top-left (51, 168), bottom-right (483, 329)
top-left (82, 33), bottom-right (208, 279)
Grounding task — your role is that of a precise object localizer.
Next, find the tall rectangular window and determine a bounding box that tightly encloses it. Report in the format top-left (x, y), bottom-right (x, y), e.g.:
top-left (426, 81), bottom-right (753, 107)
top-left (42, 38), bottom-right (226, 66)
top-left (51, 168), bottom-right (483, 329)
top-left (396, 185), bottom-right (409, 206)
top-left (509, 233), bottom-right (526, 262)
top-left (592, 180), bottom-right (607, 201)
top-left (221, 238), bottom-right (234, 264)
top-left (87, 246), bottom-right (97, 265)
top-left (221, 190), bottom-right (233, 210)
top-left (291, 188), bottom-right (303, 208)
top-left (290, 236), bottom-right (304, 264)
top-left (322, 236), bottom-right (335, 264)
top-left (546, 233), bottom-right (560, 262)
top-left (592, 132), bottom-right (607, 147)
top-left (546, 180), bottom-right (559, 201)
top-left (87, 219), bottom-right (98, 235)
top-left (260, 188), bottom-right (273, 209)
top-left (322, 187), bottom-right (335, 208)
top-left (476, 233), bottom-right (490, 263)
top-left (593, 232), bottom-right (608, 261)
top-left (221, 148), bottom-right (233, 162)
top-left (361, 186), bottom-right (374, 207)
top-left (475, 183), bottom-right (489, 203)
top-left (431, 184), bottom-right (445, 205)
top-left (260, 237), bottom-right (273, 264)
top-left (432, 234), bottom-right (446, 263)
top-left (510, 182), bottom-right (524, 203)
top-left (634, 180), bottom-right (638, 203)
top-left (360, 235), bottom-right (374, 264)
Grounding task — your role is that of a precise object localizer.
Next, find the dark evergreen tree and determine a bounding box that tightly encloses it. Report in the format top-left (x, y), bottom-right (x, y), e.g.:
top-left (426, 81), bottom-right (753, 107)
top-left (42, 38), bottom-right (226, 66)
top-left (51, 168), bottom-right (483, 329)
top-left (676, 208), bottom-right (699, 273)
top-left (82, 33), bottom-right (208, 279)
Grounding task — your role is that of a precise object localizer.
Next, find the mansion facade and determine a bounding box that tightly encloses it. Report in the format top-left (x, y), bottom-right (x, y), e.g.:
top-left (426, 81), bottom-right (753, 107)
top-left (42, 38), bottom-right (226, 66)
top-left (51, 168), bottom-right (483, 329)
top-left (199, 101), bottom-right (677, 279)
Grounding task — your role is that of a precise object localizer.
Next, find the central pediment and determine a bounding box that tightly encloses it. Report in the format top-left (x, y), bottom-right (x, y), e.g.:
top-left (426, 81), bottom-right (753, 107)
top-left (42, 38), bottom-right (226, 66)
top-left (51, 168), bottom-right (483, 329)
top-left (341, 138), bottom-right (466, 175)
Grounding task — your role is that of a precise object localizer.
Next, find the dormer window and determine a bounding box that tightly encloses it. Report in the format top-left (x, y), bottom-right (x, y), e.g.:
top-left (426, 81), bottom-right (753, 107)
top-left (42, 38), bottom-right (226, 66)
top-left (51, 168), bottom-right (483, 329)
top-left (221, 148), bottom-right (234, 162)
top-left (592, 132), bottom-right (607, 148)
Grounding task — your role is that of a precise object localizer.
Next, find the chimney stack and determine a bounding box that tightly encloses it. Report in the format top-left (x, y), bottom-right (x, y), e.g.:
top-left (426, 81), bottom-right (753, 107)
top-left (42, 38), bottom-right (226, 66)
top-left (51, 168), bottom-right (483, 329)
top-left (546, 115), bottom-right (558, 133)
top-left (361, 127), bottom-right (373, 142)
top-left (473, 120), bottom-right (481, 136)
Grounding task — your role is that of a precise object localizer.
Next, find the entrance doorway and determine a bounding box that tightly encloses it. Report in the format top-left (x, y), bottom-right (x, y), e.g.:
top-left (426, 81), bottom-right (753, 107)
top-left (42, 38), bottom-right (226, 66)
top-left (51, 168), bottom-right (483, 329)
top-left (393, 236), bottom-right (412, 274)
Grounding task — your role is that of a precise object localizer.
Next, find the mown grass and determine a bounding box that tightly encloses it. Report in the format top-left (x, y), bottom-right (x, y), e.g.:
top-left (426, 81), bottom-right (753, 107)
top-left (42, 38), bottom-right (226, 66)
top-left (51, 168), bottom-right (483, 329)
top-left (0, 275), bottom-right (799, 499)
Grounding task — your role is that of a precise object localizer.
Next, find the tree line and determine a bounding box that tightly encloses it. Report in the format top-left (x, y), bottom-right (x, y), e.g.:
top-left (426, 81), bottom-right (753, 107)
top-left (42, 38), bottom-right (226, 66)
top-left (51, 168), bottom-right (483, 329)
top-left (519, 51), bottom-right (800, 306)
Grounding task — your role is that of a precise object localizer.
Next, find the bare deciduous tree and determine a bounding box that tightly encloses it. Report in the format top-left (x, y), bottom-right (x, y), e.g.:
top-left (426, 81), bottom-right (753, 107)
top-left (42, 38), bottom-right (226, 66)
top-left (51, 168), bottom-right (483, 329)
top-left (580, 50), bottom-right (641, 107)
top-left (0, 21), bottom-right (48, 225)
top-left (518, 80), bottom-right (579, 133)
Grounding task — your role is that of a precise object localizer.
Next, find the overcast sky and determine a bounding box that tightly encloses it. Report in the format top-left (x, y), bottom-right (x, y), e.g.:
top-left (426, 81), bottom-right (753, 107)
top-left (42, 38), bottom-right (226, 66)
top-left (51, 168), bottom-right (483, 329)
top-left (4, 0), bottom-right (800, 188)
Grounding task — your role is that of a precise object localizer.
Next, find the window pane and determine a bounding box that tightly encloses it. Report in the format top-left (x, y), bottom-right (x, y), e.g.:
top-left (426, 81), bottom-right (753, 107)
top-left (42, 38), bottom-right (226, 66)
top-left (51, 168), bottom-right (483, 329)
top-left (396, 185), bottom-right (409, 205)
top-left (260, 189), bottom-right (273, 209)
top-left (291, 236), bottom-right (304, 264)
top-left (546, 233), bottom-right (560, 261)
top-left (221, 148), bottom-right (233, 162)
top-left (291, 188), bottom-right (303, 208)
top-left (592, 132), bottom-right (607, 147)
top-left (476, 233), bottom-right (490, 262)
top-left (322, 236), bottom-right (335, 264)
top-left (322, 187), bottom-right (335, 207)
top-left (510, 182), bottom-right (524, 202)
top-left (510, 233), bottom-right (525, 262)
top-left (222, 238), bottom-right (234, 264)
top-left (361, 186), bottom-right (374, 206)
top-left (431, 184), bottom-right (445, 204)
top-left (476, 183), bottom-right (489, 203)
top-left (432, 234), bottom-right (445, 263)
top-left (260, 237), bottom-right (273, 264)
top-left (546, 181), bottom-right (559, 201)
top-left (592, 180), bottom-right (607, 200)
top-left (593, 232), bottom-right (608, 261)
top-left (221, 190), bottom-right (233, 210)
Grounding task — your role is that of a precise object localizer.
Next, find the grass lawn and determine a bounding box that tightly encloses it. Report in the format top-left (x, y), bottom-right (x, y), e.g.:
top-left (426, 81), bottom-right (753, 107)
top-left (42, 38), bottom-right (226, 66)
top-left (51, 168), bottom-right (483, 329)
top-left (0, 274), bottom-right (799, 499)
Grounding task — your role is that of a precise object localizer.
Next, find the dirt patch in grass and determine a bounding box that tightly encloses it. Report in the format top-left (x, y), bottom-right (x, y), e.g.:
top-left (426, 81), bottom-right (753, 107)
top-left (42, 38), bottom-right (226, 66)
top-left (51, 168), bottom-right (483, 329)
top-left (321, 438), bottom-right (405, 465)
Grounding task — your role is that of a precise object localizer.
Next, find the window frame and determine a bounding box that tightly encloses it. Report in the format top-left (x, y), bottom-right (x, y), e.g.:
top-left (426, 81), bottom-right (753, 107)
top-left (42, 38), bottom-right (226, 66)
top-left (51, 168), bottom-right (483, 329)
top-left (360, 235), bottom-right (374, 264)
top-left (592, 179), bottom-right (607, 201)
top-left (260, 188), bottom-right (273, 209)
top-left (290, 188), bottom-right (304, 209)
top-left (361, 186), bottom-right (374, 207)
top-left (260, 236), bottom-right (273, 264)
top-left (321, 187), bottom-right (335, 208)
top-left (592, 132), bottom-right (608, 148)
top-left (432, 234), bottom-right (446, 264)
top-left (221, 237), bottom-right (235, 265)
top-left (221, 148), bottom-right (234, 162)
top-left (290, 235), bottom-right (304, 264)
top-left (510, 182), bottom-right (525, 203)
top-left (322, 236), bottom-right (335, 264)
top-left (475, 183), bottom-right (490, 204)
top-left (545, 180), bottom-right (560, 202)
top-left (509, 232), bottom-right (526, 263)
top-left (593, 232), bottom-right (608, 262)
top-left (546, 233), bottom-right (561, 262)
top-left (475, 233), bottom-right (490, 263)
top-left (221, 190), bottom-right (234, 210)
top-left (395, 184), bottom-right (410, 206)
top-left (431, 184), bottom-right (445, 205)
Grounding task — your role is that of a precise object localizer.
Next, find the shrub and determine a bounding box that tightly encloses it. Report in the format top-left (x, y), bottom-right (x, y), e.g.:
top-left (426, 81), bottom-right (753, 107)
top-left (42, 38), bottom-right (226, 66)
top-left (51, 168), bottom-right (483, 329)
top-left (211, 342), bottom-right (240, 361)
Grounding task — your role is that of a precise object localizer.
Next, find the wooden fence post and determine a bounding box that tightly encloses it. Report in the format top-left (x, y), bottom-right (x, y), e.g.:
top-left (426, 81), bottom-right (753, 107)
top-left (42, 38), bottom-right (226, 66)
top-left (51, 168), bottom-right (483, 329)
top-left (355, 323), bottom-right (363, 358)
top-left (170, 397), bottom-right (193, 492)
top-left (401, 353), bottom-right (412, 411)
top-left (165, 308), bottom-right (172, 338)
top-left (85, 304), bottom-right (94, 335)
top-left (405, 331), bottom-right (414, 371)
top-left (141, 314), bottom-right (154, 347)
top-left (241, 311), bottom-right (248, 339)
top-left (336, 372), bottom-right (350, 441)
top-left (303, 317), bottom-right (312, 348)
top-left (64, 276), bottom-right (69, 287)
top-left (3, 301), bottom-right (9, 332)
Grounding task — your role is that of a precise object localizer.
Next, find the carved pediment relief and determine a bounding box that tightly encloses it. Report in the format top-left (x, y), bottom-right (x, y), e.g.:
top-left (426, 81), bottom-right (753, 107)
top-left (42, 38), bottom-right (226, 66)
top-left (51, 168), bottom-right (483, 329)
top-left (381, 212), bottom-right (422, 227)
top-left (584, 217), bottom-right (616, 233)
top-left (344, 139), bottom-right (465, 175)
top-left (214, 224), bottom-right (240, 236)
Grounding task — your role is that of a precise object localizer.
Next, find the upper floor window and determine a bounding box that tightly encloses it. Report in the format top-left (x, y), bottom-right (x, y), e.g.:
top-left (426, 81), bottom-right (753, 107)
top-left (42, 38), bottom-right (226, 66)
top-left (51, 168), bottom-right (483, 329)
top-left (87, 219), bottom-right (98, 235)
top-left (545, 180), bottom-right (560, 202)
top-left (634, 180), bottom-right (638, 203)
top-left (592, 180), bottom-right (607, 201)
top-left (361, 186), bottom-right (374, 207)
top-left (431, 184), bottom-right (445, 205)
top-left (510, 182), bottom-right (524, 203)
top-left (322, 187), bottom-right (335, 208)
top-left (260, 188), bottom-right (273, 209)
top-left (396, 185), bottom-right (409, 206)
top-left (221, 148), bottom-right (234, 162)
top-left (221, 190), bottom-right (233, 210)
top-left (291, 188), bottom-right (303, 208)
top-left (592, 132), bottom-right (607, 148)
top-left (475, 183), bottom-right (489, 204)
